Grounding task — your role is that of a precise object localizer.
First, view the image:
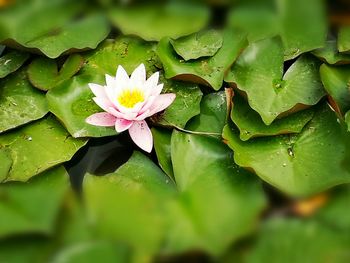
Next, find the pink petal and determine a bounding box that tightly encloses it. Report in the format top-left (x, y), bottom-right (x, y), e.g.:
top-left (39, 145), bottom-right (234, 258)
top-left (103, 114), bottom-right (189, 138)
top-left (128, 120), bottom-right (153, 153)
top-left (151, 84), bottom-right (163, 97)
top-left (89, 83), bottom-right (107, 98)
top-left (105, 74), bottom-right (117, 88)
top-left (115, 119), bottom-right (133, 133)
top-left (144, 72), bottom-right (159, 95)
top-left (116, 65), bottom-right (129, 83)
top-left (86, 112), bottom-right (117, 127)
top-left (148, 93), bottom-right (176, 116)
top-left (130, 63), bottom-right (146, 85)
top-left (109, 107), bottom-right (138, 121)
top-left (93, 97), bottom-right (114, 112)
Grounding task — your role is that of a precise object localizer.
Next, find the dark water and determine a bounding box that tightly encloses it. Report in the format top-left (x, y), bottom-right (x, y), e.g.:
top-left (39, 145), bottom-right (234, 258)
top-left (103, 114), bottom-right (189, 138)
top-left (64, 133), bottom-right (135, 192)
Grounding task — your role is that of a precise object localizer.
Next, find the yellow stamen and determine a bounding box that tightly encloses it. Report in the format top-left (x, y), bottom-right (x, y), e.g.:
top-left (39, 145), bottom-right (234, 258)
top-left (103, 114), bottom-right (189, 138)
top-left (118, 89), bottom-right (144, 108)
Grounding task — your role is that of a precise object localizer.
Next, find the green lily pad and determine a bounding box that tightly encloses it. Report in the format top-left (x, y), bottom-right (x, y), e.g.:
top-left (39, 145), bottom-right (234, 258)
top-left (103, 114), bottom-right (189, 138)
top-left (84, 152), bottom-right (175, 256)
top-left (246, 218), bottom-right (350, 263)
top-left (223, 103), bottom-right (350, 196)
top-left (0, 116), bottom-right (87, 182)
top-left (0, 50), bottom-right (30, 78)
top-left (109, 3), bottom-right (209, 41)
top-left (0, 69), bottom-right (48, 133)
top-left (316, 185), bottom-right (350, 233)
top-left (186, 91), bottom-right (228, 134)
top-left (22, 14), bottom-right (110, 59)
top-left (170, 30), bottom-right (223, 61)
top-left (320, 63), bottom-right (350, 115)
top-left (152, 128), bottom-right (174, 178)
top-left (231, 93), bottom-right (314, 141)
top-left (157, 29), bottom-right (248, 90)
top-left (0, 0), bottom-right (110, 58)
top-left (51, 242), bottom-right (130, 263)
top-left (278, 0), bottom-right (327, 60)
top-left (312, 40), bottom-right (350, 65)
top-left (154, 78), bottom-right (203, 128)
top-left (0, 148), bottom-right (12, 182)
top-left (47, 37), bottom-right (160, 138)
top-left (166, 131), bottom-right (266, 255)
top-left (228, 6), bottom-right (278, 42)
top-left (0, 166), bottom-right (69, 238)
top-left (27, 54), bottom-right (84, 91)
top-left (338, 26), bottom-right (350, 53)
top-left (226, 37), bottom-right (325, 125)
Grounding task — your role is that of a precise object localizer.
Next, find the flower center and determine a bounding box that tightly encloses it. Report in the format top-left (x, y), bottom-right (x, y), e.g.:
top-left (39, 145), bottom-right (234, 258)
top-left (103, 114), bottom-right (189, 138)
top-left (118, 89), bottom-right (145, 108)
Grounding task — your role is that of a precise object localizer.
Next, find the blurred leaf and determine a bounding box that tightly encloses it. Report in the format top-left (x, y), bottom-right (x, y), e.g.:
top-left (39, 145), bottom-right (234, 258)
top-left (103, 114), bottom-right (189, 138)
top-left (27, 54), bottom-right (84, 91)
top-left (338, 26), bottom-right (350, 53)
top-left (186, 91), bottom-right (228, 134)
top-left (231, 93), bottom-right (314, 141)
top-left (0, 50), bottom-right (30, 78)
top-left (47, 36), bottom-right (160, 138)
top-left (170, 30), bottom-right (223, 61)
top-left (157, 29), bottom-right (247, 90)
top-left (152, 128), bottom-right (174, 178)
top-left (0, 0), bottom-right (110, 58)
top-left (84, 152), bottom-right (175, 256)
top-left (0, 237), bottom-right (53, 263)
top-left (109, 3), bottom-right (209, 41)
top-left (312, 40), bottom-right (350, 65)
top-left (0, 69), bottom-right (48, 133)
top-left (0, 166), bottom-right (69, 238)
top-left (0, 116), bottom-right (87, 182)
top-left (155, 78), bottom-right (203, 128)
top-left (228, 6), bottom-right (278, 42)
top-left (316, 186), bottom-right (350, 233)
top-left (278, 0), bottom-right (327, 60)
top-left (165, 131), bottom-right (266, 255)
top-left (226, 37), bottom-right (325, 125)
top-left (21, 14), bottom-right (110, 59)
top-left (320, 63), bottom-right (350, 115)
top-left (223, 103), bottom-right (350, 196)
top-left (246, 218), bottom-right (350, 263)
top-left (51, 241), bottom-right (130, 263)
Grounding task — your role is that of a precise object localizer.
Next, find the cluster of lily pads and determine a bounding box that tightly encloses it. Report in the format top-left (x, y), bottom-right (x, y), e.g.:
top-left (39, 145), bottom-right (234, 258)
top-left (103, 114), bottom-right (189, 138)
top-left (1, 0), bottom-right (350, 262)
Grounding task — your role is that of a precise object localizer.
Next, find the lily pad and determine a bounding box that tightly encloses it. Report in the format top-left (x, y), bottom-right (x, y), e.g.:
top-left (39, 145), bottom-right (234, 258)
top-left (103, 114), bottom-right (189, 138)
top-left (154, 78), bottom-right (203, 128)
top-left (312, 40), bottom-right (350, 65)
top-left (152, 128), bottom-right (174, 178)
top-left (0, 50), bottom-right (30, 78)
top-left (231, 93), bottom-right (314, 141)
top-left (0, 69), bottom-right (48, 133)
top-left (166, 131), bottom-right (266, 255)
top-left (223, 103), bottom-right (350, 196)
top-left (186, 91), bottom-right (228, 134)
top-left (51, 242), bottom-right (130, 263)
top-left (47, 37), bottom-right (160, 138)
top-left (320, 63), bottom-right (350, 115)
top-left (0, 116), bottom-right (87, 182)
top-left (0, 0), bottom-right (110, 58)
top-left (228, 6), bottom-right (278, 42)
top-left (278, 0), bottom-right (327, 60)
top-left (170, 30), bottom-right (223, 61)
top-left (0, 148), bottom-right (12, 182)
top-left (226, 37), bottom-right (325, 125)
top-left (27, 54), bottom-right (84, 91)
top-left (0, 166), bottom-right (69, 238)
top-left (338, 26), bottom-right (350, 53)
top-left (157, 29), bottom-right (248, 90)
top-left (247, 218), bottom-right (350, 263)
top-left (84, 152), bottom-right (175, 256)
top-left (109, 3), bottom-right (209, 41)
top-left (22, 14), bottom-right (110, 59)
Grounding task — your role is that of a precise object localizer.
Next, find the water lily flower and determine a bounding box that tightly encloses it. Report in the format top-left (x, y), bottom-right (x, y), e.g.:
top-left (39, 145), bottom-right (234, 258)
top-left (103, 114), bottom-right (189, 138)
top-left (86, 64), bottom-right (176, 152)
